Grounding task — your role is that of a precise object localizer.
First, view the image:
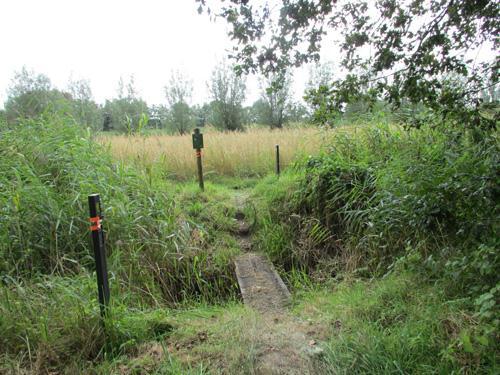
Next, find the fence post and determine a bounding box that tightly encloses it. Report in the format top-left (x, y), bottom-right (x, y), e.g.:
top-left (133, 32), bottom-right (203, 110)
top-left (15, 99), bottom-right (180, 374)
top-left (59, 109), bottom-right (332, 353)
top-left (88, 194), bottom-right (110, 322)
top-left (192, 128), bottom-right (205, 191)
top-left (275, 144), bottom-right (280, 176)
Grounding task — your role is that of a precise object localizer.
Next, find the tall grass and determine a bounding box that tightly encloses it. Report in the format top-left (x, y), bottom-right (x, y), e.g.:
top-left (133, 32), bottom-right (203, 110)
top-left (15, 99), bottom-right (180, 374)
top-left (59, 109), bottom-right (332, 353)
top-left (251, 123), bottom-right (499, 372)
top-left (299, 272), bottom-right (498, 373)
top-left (100, 126), bottom-right (326, 178)
top-left (254, 123), bottom-right (499, 326)
top-left (0, 114), bottom-right (243, 373)
top-left (0, 115), bottom-right (239, 297)
top-left (255, 124), bottom-right (498, 270)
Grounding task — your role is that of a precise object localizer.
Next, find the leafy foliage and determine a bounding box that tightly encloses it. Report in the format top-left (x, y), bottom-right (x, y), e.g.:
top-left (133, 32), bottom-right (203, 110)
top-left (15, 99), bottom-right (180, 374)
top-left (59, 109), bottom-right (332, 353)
top-left (209, 61), bottom-right (247, 131)
top-left (5, 67), bottom-right (104, 129)
top-left (255, 123), bottom-right (499, 320)
top-left (5, 67), bottom-right (71, 123)
top-left (103, 75), bottom-right (149, 133)
top-left (258, 71), bottom-right (293, 128)
top-left (165, 71), bottom-right (195, 134)
top-left (197, 0), bottom-right (500, 127)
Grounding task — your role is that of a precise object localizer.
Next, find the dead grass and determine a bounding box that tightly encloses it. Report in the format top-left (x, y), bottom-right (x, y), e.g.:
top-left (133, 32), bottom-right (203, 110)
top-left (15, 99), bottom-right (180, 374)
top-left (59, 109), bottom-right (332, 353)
top-left (99, 126), bottom-right (326, 179)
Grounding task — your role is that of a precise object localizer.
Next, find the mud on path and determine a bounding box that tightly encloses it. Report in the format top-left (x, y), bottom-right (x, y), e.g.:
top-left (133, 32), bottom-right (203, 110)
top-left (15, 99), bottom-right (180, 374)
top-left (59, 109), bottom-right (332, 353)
top-left (232, 192), bottom-right (323, 375)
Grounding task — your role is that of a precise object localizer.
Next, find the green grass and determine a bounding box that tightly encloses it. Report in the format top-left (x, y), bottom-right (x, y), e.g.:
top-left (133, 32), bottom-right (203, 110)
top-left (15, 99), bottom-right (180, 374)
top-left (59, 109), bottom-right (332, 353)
top-left (1, 114), bottom-right (498, 373)
top-left (248, 122), bottom-right (499, 373)
top-left (0, 275), bottom-right (246, 374)
top-left (294, 272), bottom-right (498, 374)
top-left (4, 269), bottom-right (495, 374)
top-left (0, 115), bottom-right (246, 373)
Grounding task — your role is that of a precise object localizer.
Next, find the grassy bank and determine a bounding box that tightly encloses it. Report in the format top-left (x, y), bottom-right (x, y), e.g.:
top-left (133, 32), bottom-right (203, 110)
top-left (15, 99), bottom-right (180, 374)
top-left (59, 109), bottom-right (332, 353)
top-left (251, 123), bottom-right (499, 372)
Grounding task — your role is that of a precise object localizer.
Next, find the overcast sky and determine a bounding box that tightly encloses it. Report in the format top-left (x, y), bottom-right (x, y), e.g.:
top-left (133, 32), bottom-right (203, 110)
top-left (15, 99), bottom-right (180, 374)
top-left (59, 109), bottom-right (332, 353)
top-left (1, 1), bottom-right (495, 111)
top-left (0, 0), bottom-right (329, 108)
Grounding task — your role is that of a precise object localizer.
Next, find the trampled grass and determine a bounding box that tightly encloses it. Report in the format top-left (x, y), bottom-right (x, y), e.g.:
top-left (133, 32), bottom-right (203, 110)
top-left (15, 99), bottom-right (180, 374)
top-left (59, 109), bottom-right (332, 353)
top-left (99, 126), bottom-right (327, 179)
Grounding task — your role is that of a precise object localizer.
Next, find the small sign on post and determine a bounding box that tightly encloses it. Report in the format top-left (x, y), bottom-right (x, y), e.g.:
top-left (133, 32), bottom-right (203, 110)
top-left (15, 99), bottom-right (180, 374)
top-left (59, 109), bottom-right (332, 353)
top-left (196, 116), bottom-right (206, 128)
top-left (192, 128), bottom-right (204, 191)
top-left (88, 194), bottom-right (110, 323)
top-left (275, 144), bottom-right (280, 176)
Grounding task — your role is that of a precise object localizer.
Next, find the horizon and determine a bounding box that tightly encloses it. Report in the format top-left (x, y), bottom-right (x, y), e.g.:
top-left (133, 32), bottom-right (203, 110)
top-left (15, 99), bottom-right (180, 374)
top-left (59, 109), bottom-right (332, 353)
top-left (0, 0), bottom-right (336, 110)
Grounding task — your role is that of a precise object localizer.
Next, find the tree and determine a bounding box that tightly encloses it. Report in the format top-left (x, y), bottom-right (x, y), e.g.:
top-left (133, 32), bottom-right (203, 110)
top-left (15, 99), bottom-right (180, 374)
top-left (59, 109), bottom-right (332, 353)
top-left (304, 62), bottom-right (338, 125)
top-left (0, 109), bottom-right (6, 125)
top-left (148, 104), bottom-right (169, 129)
top-left (259, 71), bottom-right (293, 129)
top-left (164, 71), bottom-right (194, 134)
top-left (196, 0), bottom-right (500, 128)
top-left (306, 61), bottom-right (335, 91)
top-left (4, 68), bottom-right (103, 128)
top-left (208, 62), bottom-right (247, 131)
top-left (247, 98), bottom-right (269, 124)
top-left (103, 76), bottom-right (148, 133)
top-left (4, 67), bottom-right (71, 123)
top-left (7, 66), bottom-right (51, 97)
top-left (286, 101), bottom-right (309, 123)
top-left (192, 103), bottom-right (212, 127)
top-left (66, 77), bottom-right (102, 129)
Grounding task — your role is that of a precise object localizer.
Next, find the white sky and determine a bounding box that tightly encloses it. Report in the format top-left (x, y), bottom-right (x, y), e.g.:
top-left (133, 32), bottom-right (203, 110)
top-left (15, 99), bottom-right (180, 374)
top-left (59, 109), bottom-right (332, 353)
top-left (1, 1), bottom-right (495, 110)
top-left (0, 0), bottom-right (326, 108)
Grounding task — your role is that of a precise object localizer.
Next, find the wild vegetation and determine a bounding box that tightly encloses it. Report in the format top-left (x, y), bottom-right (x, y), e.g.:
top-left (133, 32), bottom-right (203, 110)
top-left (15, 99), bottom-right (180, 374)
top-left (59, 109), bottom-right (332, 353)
top-left (253, 123), bottom-right (499, 372)
top-left (1, 0), bottom-right (499, 373)
top-left (1, 110), bottom-right (498, 373)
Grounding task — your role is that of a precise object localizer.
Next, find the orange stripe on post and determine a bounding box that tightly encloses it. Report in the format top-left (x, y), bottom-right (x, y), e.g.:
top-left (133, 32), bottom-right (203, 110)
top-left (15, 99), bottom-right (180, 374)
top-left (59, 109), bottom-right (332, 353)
top-left (89, 216), bottom-right (101, 231)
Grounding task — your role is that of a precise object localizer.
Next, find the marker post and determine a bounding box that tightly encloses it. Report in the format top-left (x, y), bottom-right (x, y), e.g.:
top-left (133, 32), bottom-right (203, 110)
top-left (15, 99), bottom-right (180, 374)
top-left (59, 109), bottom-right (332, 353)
top-left (275, 144), bottom-right (280, 176)
top-left (88, 194), bottom-right (110, 323)
top-left (192, 128), bottom-right (205, 191)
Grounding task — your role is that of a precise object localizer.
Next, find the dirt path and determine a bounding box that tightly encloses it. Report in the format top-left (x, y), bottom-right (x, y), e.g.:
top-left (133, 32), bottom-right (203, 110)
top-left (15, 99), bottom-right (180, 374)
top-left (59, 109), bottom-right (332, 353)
top-left (232, 192), bottom-right (322, 375)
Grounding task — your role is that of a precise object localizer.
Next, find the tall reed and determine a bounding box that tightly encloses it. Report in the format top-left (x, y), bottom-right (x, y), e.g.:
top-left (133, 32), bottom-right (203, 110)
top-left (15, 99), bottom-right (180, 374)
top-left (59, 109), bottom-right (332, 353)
top-left (100, 126), bottom-right (326, 178)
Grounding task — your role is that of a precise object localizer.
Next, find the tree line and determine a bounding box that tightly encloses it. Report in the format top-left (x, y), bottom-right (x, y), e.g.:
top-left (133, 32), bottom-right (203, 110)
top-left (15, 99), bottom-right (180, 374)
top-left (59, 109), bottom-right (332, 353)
top-left (3, 60), bottom-right (496, 134)
top-left (1, 64), bottom-right (315, 134)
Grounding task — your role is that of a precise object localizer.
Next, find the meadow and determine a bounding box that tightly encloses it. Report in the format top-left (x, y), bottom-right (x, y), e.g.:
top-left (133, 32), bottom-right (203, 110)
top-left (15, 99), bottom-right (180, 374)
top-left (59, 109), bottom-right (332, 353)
top-left (1, 0), bottom-right (497, 370)
top-left (99, 126), bottom-right (327, 178)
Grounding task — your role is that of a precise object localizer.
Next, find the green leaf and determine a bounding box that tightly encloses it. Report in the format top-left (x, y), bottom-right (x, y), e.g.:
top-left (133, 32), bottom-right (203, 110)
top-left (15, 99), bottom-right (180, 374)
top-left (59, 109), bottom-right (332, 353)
top-left (460, 331), bottom-right (474, 353)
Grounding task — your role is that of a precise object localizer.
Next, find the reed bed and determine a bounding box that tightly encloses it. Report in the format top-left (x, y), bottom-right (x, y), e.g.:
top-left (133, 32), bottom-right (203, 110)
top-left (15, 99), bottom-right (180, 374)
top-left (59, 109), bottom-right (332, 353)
top-left (100, 126), bottom-right (328, 178)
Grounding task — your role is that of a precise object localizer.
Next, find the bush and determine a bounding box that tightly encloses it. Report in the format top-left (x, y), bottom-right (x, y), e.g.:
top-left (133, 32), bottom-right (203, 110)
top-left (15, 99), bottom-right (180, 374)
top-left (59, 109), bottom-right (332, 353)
top-left (255, 124), bottom-right (499, 319)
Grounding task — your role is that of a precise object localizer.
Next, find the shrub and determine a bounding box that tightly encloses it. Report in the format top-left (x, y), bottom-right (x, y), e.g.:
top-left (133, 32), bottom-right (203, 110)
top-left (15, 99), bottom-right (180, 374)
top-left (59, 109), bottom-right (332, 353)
top-left (256, 124), bottom-right (499, 318)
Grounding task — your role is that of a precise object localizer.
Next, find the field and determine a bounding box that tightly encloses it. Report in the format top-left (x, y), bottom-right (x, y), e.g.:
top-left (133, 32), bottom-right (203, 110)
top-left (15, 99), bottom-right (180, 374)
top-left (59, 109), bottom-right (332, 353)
top-left (1, 115), bottom-right (498, 374)
top-left (99, 126), bottom-right (326, 178)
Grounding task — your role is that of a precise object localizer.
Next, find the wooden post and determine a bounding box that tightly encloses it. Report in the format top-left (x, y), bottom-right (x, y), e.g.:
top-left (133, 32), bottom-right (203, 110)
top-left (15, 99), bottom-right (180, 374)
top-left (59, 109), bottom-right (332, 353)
top-left (275, 144), bottom-right (280, 176)
top-left (192, 128), bottom-right (205, 191)
top-left (196, 148), bottom-right (204, 191)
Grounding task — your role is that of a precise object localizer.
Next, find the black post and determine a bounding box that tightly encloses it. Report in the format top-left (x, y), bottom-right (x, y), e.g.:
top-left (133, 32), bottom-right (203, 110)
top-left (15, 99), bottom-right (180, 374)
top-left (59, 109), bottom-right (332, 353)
top-left (275, 144), bottom-right (280, 176)
top-left (192, 128), bottom-right (205, 191)
top-left (88, 194), bottom-right (110, 321)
